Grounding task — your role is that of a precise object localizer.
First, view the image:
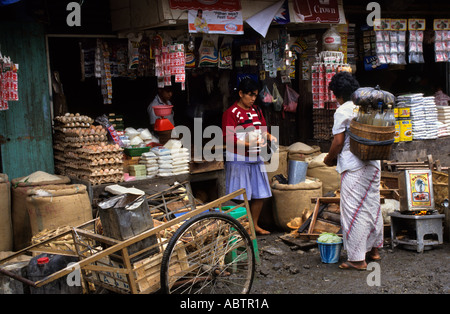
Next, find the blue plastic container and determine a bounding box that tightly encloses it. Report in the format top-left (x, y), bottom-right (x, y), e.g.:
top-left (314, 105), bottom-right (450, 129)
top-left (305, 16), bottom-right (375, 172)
top-left (317, 241), bottom-right (342, 263)
top-left (288, 160), bottom-right (308, 184)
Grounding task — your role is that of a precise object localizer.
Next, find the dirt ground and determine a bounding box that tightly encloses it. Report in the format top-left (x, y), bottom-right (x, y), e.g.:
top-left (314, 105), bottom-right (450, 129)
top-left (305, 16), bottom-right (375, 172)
top-left (250, 232), bottom-right (450, 294)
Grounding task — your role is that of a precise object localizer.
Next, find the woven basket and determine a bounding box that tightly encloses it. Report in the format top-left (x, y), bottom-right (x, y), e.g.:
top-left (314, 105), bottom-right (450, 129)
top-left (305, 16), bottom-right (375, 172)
top-left (349, 120), bottom-right (395, 161)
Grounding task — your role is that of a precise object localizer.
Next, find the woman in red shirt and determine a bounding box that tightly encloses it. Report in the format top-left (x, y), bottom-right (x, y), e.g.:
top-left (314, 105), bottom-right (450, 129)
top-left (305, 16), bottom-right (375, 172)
top-left (222, 78), bottom-right (277, 235)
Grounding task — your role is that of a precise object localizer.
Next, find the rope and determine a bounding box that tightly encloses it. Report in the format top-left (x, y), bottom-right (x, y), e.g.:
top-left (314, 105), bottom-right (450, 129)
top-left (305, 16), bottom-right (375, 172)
top-left (347, 130), bottom-right (394, 146)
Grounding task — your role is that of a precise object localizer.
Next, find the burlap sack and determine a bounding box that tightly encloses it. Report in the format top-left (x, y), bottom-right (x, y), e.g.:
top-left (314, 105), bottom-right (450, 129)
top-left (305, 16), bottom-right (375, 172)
top-left (287, 142), bottom-right (321, 161)
top-left (306, 153), bottom-right (341, 195)
top-left (0, 174), bottom-right (13, 251)
top-left (11, 173), bottom-right (70, 251)
top-left (26, 184), bottom-right (93, 239)
top-left (271, 178), bottom-right (322, 231)
top-left (264, 145), bottom-right (288, 182)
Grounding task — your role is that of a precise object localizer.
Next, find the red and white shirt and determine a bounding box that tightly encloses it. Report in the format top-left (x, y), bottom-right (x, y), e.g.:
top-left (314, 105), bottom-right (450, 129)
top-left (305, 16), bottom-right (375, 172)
top-left (222, 102), bottom-right (267, 155)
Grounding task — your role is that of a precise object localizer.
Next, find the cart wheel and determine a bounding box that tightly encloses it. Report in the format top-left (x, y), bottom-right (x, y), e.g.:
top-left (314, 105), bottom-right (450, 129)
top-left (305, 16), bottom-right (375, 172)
top-left (160, 211), bottom-right (255, 294)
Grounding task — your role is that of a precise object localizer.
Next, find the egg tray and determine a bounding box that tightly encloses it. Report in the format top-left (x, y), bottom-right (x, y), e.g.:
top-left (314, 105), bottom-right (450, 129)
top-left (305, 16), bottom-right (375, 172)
top-left (78, 146), bottom-right (123, 154)
top-left (53, 123), bottom-right (92, 130)
top-left (65, 165), bottom-right (123, 176)
top-left (61, 135), bottom-right (108, 144)
top-left (54, 127), bottom-right (108, 137)
top-left (54, 114), bottom-right (94, 124)
top-left (63, 159), bottom-right (123, 170)
top-left (80, 174), bottom-right (124, 185)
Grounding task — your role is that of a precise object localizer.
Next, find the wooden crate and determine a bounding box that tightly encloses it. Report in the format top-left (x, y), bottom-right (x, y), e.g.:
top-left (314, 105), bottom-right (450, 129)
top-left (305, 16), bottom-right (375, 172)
top-left (294, 197), bottom-right (342, 239)
top-left (133, 242), bottom-right (188, 293)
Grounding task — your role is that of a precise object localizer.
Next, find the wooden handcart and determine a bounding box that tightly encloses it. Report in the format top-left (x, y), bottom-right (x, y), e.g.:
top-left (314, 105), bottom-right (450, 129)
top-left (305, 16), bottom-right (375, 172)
top-left (0, 182), bottom-right (257, 294)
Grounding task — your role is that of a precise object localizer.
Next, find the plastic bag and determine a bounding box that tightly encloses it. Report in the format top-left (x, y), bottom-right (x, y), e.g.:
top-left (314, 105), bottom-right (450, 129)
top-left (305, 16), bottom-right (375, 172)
top-left (282, 85), bottom-right (299, 118)
top-left (259, 85), bottom-right (273, 107)
top-left (96, 114), bottom-right (123, 146)
top-left (199, 35), bottom-right (218, 67)
top-left (272, 83), bottom-right (283, 112)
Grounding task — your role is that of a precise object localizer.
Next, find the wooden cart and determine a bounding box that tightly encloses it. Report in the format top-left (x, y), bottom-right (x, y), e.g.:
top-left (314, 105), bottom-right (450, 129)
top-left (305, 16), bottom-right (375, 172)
top-left (0, 182), bottom-right (257, 294)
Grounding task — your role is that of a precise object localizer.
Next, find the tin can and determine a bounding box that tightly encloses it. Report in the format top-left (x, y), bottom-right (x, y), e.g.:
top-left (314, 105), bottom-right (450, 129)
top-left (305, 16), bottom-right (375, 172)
top-left (399, 119), bottom-right (412, 141)
top-left (394, 120), bottom-right (400, 143)
top-left (394, 107), bottom-right (398, 118)
top-left (399, 106), bottom-right (410, 118)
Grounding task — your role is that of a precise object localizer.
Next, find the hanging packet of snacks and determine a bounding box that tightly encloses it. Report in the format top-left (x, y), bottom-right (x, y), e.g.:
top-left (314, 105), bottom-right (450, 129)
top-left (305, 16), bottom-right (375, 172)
top-left (433, 19), bottom-right (450, 62)
top-left (0, 58), bottom-right (19, 110)
top-left (375, 18), bottom-right (407, 65)
top-left (408, 18), bottom-right (426, 64)
top-left (218, 36), bottom-right (233, 69)
top-left (171, 44), bottom-right (186, 90)
top-left (96, 40), bottom-right (113, 104)
top-left (311, 51), bottom-right (344, 109)
top-left (199, 35), bottom-right (218, 67)
top-left (127, 33), bottom-right (142, 70)
top-left (185, 36), bottom-right (196, 68)
top-left (155, 43), bottom-right (186, 90)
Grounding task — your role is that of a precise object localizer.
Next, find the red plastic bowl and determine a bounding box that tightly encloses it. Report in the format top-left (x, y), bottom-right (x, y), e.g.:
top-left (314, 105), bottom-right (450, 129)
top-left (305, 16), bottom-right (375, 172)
top-left (153, 105), bottom-right (173, 117)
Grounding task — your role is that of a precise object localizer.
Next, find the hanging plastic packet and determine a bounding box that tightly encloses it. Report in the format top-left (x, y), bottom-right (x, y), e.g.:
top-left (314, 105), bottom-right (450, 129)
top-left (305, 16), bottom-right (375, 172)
top-left (408, 19), bottom-right (426, 64)
top-left (272, 83), bottom-right (283, 112)
top-left (282, 85), bottom-right (299, 118)
top-left (218, 36), bottom-right (233, 69)
top-left (96, 114), bottom-right (124, 147)
top-left (434, 29), bottom-right (450, 62)
top-left (259, 85), bottom-right (273, 107)
top-left (199, 35), bottom-right (218, 67)
top-left (127, 33), bottom-right (142, 70)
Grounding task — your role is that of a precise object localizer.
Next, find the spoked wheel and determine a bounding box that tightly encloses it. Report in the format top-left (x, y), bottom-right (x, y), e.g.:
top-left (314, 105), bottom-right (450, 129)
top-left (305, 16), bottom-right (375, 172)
top-left (160, 212), bottom-right (255, 294)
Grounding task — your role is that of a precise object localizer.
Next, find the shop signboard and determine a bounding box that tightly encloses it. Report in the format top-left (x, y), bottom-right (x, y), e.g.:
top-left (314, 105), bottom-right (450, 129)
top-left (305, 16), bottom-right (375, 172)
top-left (188, 9), bottom-right (243, 34)
top-left (292, 0), bottom-right (344, 24)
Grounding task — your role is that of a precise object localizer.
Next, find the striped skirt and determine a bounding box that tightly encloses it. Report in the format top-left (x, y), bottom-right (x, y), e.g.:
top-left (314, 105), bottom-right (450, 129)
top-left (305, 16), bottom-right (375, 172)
top-left (340, 165), bottom-right (383, 261)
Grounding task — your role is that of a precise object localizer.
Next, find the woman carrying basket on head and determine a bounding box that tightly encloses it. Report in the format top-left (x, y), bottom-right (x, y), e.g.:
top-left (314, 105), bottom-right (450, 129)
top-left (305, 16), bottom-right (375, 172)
top-left (324, 72), bottom-right (383, 270)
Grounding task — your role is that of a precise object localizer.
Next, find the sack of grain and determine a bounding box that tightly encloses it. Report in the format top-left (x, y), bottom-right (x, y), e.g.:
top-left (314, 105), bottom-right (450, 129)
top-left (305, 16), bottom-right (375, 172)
top-left (264, 145), bottom-right (288, 182)
top-left (287, 142), bottom-right (321, 161)
top-left (26, 184), bottom-right (93, 237)
top-left (306, 153), bottom-right (341, 195)
top-left (271, 178), bottom-right (322, 231)
top-left (11, 172), bottom-right (70, 251)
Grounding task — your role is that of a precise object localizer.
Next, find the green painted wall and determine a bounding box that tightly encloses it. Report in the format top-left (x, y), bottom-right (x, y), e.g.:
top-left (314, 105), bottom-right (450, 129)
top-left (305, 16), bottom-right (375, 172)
top-left (0, 21), bottom-right (54, 180)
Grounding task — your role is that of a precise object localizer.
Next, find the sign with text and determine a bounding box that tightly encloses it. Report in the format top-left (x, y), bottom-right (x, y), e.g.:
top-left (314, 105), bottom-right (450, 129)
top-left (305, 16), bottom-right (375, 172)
top-left (188, 9), bottom-right (243, 34)
top-left (293, 0), bottom-right (341, 23)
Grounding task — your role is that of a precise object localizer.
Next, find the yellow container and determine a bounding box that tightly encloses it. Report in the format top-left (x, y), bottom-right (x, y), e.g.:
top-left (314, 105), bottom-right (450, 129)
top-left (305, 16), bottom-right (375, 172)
top-left (394, 107), bottom-right (398, 118)
top-left (399, 119), bottom-right (412, 141)
top-left (399, 107), bottom-right (410, 118)
top-left (394, 121), bottom-right (400, 143)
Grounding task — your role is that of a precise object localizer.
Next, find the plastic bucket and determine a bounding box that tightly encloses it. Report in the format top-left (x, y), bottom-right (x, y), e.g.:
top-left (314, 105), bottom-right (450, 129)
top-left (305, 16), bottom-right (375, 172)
top-left (288, 160), bottom-right (308, 184)
top-left (317, 241), bottom-right (342, 263)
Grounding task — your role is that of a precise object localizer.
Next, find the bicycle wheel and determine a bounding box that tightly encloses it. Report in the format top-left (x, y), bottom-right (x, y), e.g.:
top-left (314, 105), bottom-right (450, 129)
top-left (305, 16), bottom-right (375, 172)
top-left (160, 211), bottom-right (255, 294)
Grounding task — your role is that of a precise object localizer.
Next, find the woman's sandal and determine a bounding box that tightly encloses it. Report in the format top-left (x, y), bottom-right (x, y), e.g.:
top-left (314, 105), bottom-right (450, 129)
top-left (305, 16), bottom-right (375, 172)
top-left (366, 254), bottom-right (381, 261)
top-left (339, 261), bottom-right (367, 271)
